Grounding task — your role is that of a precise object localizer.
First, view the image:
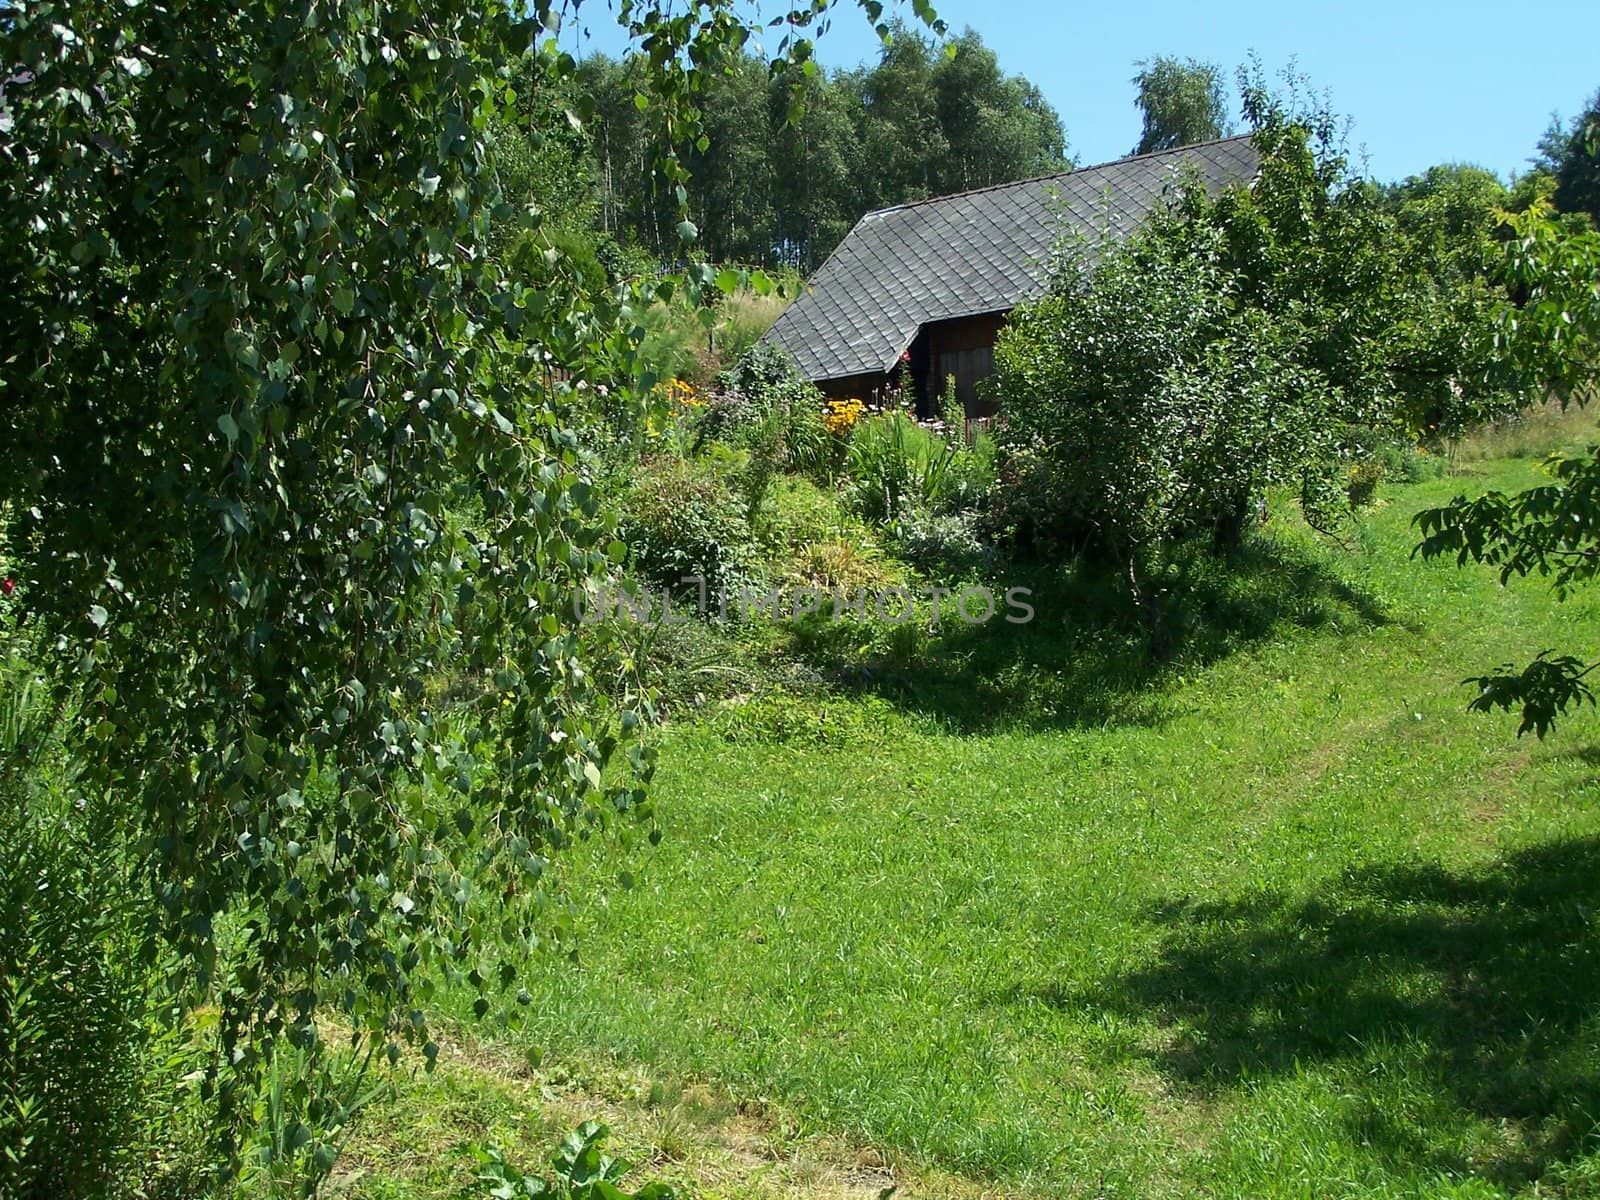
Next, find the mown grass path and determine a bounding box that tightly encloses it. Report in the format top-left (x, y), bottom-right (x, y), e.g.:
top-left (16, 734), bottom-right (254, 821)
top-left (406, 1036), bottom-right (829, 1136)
top-left (411, 453), bottom-right (1600, 1200)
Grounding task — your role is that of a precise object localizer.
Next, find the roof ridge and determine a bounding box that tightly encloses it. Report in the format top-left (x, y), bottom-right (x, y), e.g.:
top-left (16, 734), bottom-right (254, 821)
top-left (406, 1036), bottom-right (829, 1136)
top-left (863, 133), bottom-right (1257, 218)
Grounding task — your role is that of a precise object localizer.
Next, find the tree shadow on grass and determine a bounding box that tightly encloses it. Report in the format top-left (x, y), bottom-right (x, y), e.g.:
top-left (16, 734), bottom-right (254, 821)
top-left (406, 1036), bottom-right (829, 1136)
top-left (1034, 836), bottom-right (1600, 1189)
top-left (790, 535), bottom-right (1393, 733)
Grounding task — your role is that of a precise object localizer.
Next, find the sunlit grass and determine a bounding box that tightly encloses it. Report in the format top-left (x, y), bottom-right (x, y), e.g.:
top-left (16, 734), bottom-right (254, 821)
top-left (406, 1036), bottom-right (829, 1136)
top-left (364, 441), bottom-right (1600, 1199)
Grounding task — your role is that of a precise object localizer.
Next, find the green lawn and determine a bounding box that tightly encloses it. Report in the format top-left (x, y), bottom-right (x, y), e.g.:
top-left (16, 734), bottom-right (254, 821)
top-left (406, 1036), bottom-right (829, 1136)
top-left (387, 444), bottom-right (1600, 1199)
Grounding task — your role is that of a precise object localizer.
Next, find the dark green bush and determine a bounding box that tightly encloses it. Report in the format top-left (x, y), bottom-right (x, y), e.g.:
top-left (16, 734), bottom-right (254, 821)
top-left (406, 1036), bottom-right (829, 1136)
top-left (711, 341), bottom-right (801, 400)
top-left (980, 438), bottom-right (1082, 557)
top-left (616, 457), bottom-right (762, 602)
top-left (696, 346), bottom-right (830, 481)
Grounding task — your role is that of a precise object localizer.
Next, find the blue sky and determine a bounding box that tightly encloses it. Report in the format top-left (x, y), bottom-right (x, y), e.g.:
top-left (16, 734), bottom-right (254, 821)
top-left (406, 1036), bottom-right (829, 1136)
top-left (560, 0), bottom-right (1600, 183)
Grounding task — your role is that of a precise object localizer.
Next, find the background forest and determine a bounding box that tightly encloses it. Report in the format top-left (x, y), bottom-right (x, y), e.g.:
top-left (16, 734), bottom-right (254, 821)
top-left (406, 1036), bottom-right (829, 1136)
top-left (522, 25), bottom-right (1069, 272)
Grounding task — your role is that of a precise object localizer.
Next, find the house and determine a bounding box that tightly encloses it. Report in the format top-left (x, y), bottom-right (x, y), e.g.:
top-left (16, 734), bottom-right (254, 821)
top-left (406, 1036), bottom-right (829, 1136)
top-left (760, 135), bottom-right (1260, 419)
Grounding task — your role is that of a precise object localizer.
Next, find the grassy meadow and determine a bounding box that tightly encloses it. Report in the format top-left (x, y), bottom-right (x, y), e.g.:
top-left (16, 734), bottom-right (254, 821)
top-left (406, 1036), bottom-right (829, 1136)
top-left (342, 419), bottom-right (1600, 1200)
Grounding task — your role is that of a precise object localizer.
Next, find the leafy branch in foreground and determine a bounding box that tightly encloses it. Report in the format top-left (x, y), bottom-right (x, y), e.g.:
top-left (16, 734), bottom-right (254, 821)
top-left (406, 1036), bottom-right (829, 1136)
top-left (1463, 653), bottom-right (1597, 740)
top-left (1414, 205), bottom-right (1600, 738)
top-left (0, 0), bottom-right (942, 1189)
top-left (1414, 450), bottom-right (1600, 598)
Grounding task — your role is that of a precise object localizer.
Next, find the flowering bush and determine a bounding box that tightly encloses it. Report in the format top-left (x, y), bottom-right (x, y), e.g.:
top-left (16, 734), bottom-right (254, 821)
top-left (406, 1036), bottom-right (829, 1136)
top-left (664, 378), bottom-right (703, 409)
top-left (822, 397), bottom-right (866, 436)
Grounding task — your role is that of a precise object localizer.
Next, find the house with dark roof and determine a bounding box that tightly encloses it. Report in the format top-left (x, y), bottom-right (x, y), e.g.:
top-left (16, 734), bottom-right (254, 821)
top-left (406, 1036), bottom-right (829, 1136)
top-left (760, 135), bottom-right (1260, 418)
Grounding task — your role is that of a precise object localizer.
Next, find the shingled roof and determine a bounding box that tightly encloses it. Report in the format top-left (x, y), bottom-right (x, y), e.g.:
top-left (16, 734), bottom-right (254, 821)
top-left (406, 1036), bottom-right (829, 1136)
top-left (762, 135), bottom-right (1260, 383)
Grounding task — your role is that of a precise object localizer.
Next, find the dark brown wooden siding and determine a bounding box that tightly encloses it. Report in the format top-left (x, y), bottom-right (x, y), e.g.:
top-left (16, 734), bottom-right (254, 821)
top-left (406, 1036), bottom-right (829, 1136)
top-left (815, 310), bottom-right (1011, 418)
top-left (817, 372), bottom-right (897, 406)
top-left (918, 312), bottom-right (1008, 418)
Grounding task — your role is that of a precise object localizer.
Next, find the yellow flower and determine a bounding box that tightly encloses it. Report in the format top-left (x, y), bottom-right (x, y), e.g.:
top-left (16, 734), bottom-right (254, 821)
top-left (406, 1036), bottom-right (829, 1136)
top-left (659, 378), bottom-right (704, 409)
top-left (822, 396), bottom-right (865, 436)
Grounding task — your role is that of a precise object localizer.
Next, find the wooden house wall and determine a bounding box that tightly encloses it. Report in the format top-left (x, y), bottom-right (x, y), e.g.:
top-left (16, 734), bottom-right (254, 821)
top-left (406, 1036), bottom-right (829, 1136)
top-left (814, 311), bottom-right (1010, 418)
top-left (918, 312), bottom-right (1007, 418)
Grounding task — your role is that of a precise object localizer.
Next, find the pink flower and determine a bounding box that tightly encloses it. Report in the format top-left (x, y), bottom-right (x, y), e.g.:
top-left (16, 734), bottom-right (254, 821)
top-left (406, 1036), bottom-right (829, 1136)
top-left (1, 579), bottom-right (13, 598)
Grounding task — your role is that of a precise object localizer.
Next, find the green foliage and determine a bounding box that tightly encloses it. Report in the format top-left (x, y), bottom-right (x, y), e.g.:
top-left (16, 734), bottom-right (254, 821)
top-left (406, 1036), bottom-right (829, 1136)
top-left (1131, 55), bottom-right (1231, 154)
top-left (1538, 87), bottom-right (1600, 227)
top-left (994, 170), bottom-right (1354, 585)
top-left (1345, 459), bottom-right (1385, 509)
top-left (936, 373), bottom-right (965, 436)
top-left (463, 1122), bottom-right (673, 1200)
top-left (928, 28), bottom-right (1071, 195)
top-left (1374, 440), bottom-right (1446, 485)
top-left (0, 799), bottom-right (148, 1200)
top-left (1463, 651), bottom-right (1595, 740)
top-left (1495, 205), bottom-right (1600, 404)
top-left (997, 73), bottom-right (1525, 634)
top-left (490, 51), bottom-right (599, 257)
top-left (890, 505), bottom-right (991, 574)
top-left (0, 627), bottom-right (201, 1199)
top-left (1, 4), bottom-right (659, 1172)
top-left (936, 427), bottom-right (997, 512)
top-left (753, 473), bottom-right (860, 558)
top-left (754, 474), bottom-right (839, 549)
top-left (240, 1038), bottom-right (393, 1198)
top-left (846, 411), bottom-right (961, 523)
top-left (1414, 209), bottom-right (1600, 738)
top-left (616, 457), bottom-right (761, 601)
top-left (1382, 164), bottom-right (1527, 438)
top-left (713, 341), bottom-right (807, 401)
top-left (1417, 449), bottom-right (1600, 599)
top-left (704, 691), bottom-right (900, 748)
top-left (695, 345), bottom-right (831, 483)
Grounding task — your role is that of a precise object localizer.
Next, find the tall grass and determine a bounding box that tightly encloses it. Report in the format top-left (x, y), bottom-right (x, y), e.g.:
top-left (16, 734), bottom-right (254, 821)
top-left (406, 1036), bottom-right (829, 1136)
top-left (637, 284), bottom-right (796, 388)
top-left (0, 627), bottom-right (208, 1199)
top-left (1449, 397), bottom-right (1600, 465)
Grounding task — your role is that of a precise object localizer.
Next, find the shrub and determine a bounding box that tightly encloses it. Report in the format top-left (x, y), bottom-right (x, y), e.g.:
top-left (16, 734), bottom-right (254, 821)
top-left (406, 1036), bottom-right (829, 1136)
top-left (846, 412), bottom-right (960, 523)
top-left (695, 346), bottom-right (830, 480)
top-left (617, 457), bottom-right (762, 601)
top-left (981, 438), bottom-right (1080, 557)
top-left (750, 476), bottom-right (901, 591)
top-left (693, 387), bottom-right (762, 445)
top-left (1346, 459), bottom-right (1385, 508)
top-left (754, 475), bottom-right (854, 556)
top-left (1373, 440), bottom-right (1446, 485)
top-left (892, 506), bottom-right (993, 575)
top-left (0, 634), bottom-right (198, 1199)
top-left (712, 341), bottom-right (801, 400)
top-left (939, 429), bottom-right (998, 513)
